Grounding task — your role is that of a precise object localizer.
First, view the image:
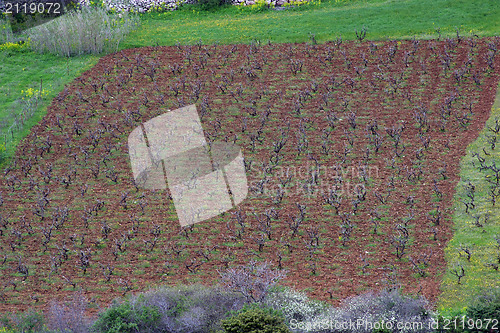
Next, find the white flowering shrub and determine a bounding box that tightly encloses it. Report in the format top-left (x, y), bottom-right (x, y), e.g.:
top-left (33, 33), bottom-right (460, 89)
top-left (328, 289), bottom-right (435, 333)
top-left (264, 287), bottom-right (330, 325)
top-left (263, 288), bottom-right (435, 333)
top-left (77, 0), bottom-right (189, 12)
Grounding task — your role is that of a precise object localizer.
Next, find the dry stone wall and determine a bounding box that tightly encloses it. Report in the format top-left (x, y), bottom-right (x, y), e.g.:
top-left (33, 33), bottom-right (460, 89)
top-left (77, 0), bottom-right (301, 12)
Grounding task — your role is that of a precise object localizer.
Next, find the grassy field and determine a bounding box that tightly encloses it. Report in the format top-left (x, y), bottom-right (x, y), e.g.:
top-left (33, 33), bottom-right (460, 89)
top-left (121, 0), bottom-right (500, 48)
top-left (438, 83), bottom-right (500, 315)
top-left (0, 46), bottom-right (98, 163)
top-left (0, 0), bottom-right (499, 317)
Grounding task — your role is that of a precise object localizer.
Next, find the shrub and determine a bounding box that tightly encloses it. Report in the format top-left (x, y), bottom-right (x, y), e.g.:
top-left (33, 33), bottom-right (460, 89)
top-left (465, 287), bottom-right (500, 332)
top-left (331, 288), bottom-right (435, 333)
top-left (0, 40), bottom-right (29, 53)
top-left (46, 293), bottom-right (92, 333)
top-left (93, 284), bottom-right (246, 333)
top-left (130, 284), bottom-right (246, 333)
top-left (25, 6), bottom-right (139, 56)
top-left (248, 0), bottom-right (273, 12)
top-left (263, 286), bottom-right (329, 326)
top-left (0, 143), bottom-right (6, 166)
top-left (91, 299), bottom-right (161, 333)
top-left (220, 303), bottom-right (291, 333)
top-left (218, 260), bottom-right (287, 303)
top-left (279, 288), bottom-right (435, 333)
top-left (10, 309), bottom-right (45, 333)
top-left (79, 0), bottom-right (179, 12)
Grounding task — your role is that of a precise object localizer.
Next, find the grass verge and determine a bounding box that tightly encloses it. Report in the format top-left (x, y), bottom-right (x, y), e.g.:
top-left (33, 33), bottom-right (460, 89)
top-left (0, 45), bottom-right (99, 166)
top-left (438, 81), bottom-right (500, 315)
top-left (121, 0), bottom-right (500, 48)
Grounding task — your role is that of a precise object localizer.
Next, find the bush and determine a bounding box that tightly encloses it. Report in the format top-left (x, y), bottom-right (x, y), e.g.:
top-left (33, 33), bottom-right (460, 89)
top-left (263, 286), bottom-right (329, 326)
top-left (0, 143), bottom-right (6, 166)
top-left (25, 6), bottom-right (139, 56)
top-left (247, 0), bottom-right (273, 12)
top-left (131, 284), bottom-right (246, 333)
top-left (93, 284), bottom-right (246, 333)
top-left (280, 288), bottom-right (435, 333)
top-left (46, 293), bottom-right (92, 333)
top-left (10, 309), bottom-right (45, 333)
top-left (465, 287), bottom-right (500, 332)
top-left (0, 283), bottom-right (443, 333)
top-left (218, 260), bottom-right (287, 303)
top-left (92, 299), bottom-right (161, 333)
top-left (331, 288), bottom-right (435, 333)
top-left (220, 303), bottom-right (291, 333)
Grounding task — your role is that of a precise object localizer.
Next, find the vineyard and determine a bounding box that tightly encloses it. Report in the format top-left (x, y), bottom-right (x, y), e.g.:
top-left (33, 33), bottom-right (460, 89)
top-left (0, 36), bottom-right (499, 313)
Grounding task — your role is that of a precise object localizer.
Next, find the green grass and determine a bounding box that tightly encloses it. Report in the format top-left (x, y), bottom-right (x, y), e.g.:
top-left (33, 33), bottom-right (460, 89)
top-left (120, 0), bottom-right (500, 48)
top-left (0, 46), bottom-right (99, 166)
top-left (438, 82), bottom-right (500, 315)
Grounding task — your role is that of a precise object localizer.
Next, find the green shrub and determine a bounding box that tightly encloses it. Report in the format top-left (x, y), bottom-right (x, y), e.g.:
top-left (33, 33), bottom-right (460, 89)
top-left (0, 143), bottom-right (6, 166)
top-left (10, 309), bottom-right (45, 333)
top-left (91, 299), bottom-right (160, 333)
top-left (93, 284), bottom-right (246, 333)
top-left (465, 287), bottom-right (500, 332)
top-left (220, 303), bottom-right (291, 333)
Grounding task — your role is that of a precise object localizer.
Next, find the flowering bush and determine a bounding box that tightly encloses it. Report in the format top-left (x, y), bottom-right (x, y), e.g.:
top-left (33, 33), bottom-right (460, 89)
top-left (0, 143), bottom-right (6, 165)
top-left (282, 0), bottom-right (317, 8)
top-left (330, 289), bottom-right (435, 333)
top-left (248, 0), bottom-right (274, 11)
top-left (76, 0), bottom-right (310, 11)
top-left (263, 288), bottom-right (435, 333)
top-left (0, 41), bottom-right (27, 52)
top-left (77, 0), bottom-right (185, 12)
top-left (21, 87), bottom-right (51, 100)
top-left (0, 328), bottom-right (14, 333)
top-left (263, 287), bottom-right (329, 326)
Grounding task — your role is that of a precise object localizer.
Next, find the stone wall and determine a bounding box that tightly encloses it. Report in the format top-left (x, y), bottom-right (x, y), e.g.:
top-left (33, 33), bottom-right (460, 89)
top-left (77, 0), bottom-right (303, 12)
top-left (0, 0), bottom-right (303, 14)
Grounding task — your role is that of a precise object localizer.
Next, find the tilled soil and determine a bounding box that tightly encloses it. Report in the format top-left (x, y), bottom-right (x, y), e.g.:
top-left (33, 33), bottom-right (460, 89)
top-left (0, 37), bottom-right (499, 314)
